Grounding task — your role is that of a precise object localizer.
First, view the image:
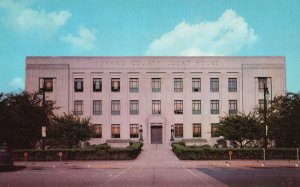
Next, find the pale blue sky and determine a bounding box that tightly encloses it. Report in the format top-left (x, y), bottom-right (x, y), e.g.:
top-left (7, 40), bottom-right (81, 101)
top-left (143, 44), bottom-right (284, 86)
top-left (0, 0), bottom-right (299, 92)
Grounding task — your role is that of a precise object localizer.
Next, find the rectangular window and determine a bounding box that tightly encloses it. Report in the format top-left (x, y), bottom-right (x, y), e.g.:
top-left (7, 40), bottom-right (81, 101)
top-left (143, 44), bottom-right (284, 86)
top-left (193, 123), bottom-right (201, 138)
top-left (229, 100), bottom-right (237, 114)
top-left (192, 78), bottom-right (201, 92)
top-left (130, 100), bottom-right (139, 115)
top-left (74, 100), bottom-right (83, 115)
top-left (111, 124), bottom-right (120, 138)
top-left (111, 78), bottom-right (120, 92)
top-left (210, 78), bottom-right (219, 92)
top-left (152, 100), bottom-right (161, 114)
top-left (130, 124), bottom-right (139, 138)
top-left (111, 100), bottom-right (120, 115)
top-left (129, 78), bottom-right (139, 92)
top-left (174, 100), bottom-right (183, 114)
top-left (210, 100), bottom-right (219, 114)
top-left (152, 78), bottom-right (161, 92)
top-left (192, 100), bottom-right (201, 114)
top-left (174, 78), bottom-right (183, 92)
top-left (93, 100), bottom-right (102, 115)
top-left (258, 77), bottom-right (268, 91)
top-left (74, 78), bottom-right (83, 92)
top-left (40, 78), bottom-right (54, 92)
top-left (259, 99), bottom-right (265, 111)
top-left (93, 124), bottom-right (102, 138)
top-left (211, 123), bottom-right (220, 137)
top-left (228, 78), bottom-right (237, 92)
top-left (93, 78), bottom-right (102, 92)
top-left (175, 124), bottom-right (183, 138)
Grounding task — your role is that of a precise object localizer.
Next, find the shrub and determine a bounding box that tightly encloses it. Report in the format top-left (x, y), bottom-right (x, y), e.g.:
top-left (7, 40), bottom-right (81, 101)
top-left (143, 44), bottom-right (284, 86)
top-left (13, 142), bottom-right (143, 161)
top-left (172, 142), bottom-right (298, 160)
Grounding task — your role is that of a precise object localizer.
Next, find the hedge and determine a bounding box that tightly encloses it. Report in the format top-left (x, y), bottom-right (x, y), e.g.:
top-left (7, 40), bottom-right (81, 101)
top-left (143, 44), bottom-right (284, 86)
top-left (13, 142), bottom-right (143, 161)
top-left (171, 143), bottom-right (299, 160)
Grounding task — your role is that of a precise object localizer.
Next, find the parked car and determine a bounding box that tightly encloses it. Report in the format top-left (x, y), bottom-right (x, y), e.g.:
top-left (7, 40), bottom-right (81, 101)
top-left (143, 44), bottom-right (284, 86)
top-left (0, 144), bottom-right (13, 166)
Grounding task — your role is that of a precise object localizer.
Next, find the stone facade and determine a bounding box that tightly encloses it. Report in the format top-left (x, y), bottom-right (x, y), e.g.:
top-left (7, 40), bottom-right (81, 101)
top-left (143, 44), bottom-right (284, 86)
top-left (25, 56), bottom-right (286, 145)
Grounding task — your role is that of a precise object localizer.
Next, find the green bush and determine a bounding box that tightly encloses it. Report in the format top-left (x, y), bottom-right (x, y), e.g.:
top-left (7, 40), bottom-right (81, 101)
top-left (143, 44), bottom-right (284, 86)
top-left (13, 142), bottom-right (143, 161)
top-left (172, 143), bottom-right (298, 160)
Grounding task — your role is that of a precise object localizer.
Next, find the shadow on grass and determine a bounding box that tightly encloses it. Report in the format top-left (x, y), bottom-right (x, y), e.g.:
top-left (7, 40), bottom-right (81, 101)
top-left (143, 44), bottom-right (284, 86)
top-left (0, 165), bottom-right (26, 172)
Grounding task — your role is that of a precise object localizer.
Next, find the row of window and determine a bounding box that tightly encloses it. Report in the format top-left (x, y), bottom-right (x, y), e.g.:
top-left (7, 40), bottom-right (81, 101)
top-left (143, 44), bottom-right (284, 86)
top-left (92, 123), bottom-right (220, 139)
top-left (40, 77), bottom-right (238, 93)
top-left (74, 100), bottom-right (238, 116)
top-left (39, 77), bottom-right (269, 93)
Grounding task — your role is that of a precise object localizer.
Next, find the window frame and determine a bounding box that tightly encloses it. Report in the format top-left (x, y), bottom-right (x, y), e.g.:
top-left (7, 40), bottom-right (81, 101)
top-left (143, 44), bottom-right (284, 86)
top-left (192, 78), bottom-right (201, 92)
top-left (174, 100), bottom-right (183, 114)
top-left (111, 100), bottom-right (120, 115)
top-left (111, 78), bottom-right (120, 92)
top-left (211, 123), bottom-right (220, 137)
top-left (229, 100), bottom-right (237, 114)
top-left (93, 100), bottom-right (102, 115)
top-left (40, 78), bottom-right (54, 92)
top-left (152, 100), bottom-right (161, 114)
top-left (74, 78), bottom-right (84, 92)
top-left (228, 78), bottom-right (237, 92)
top-left (174, 124), bottom-right (183, 138)
top-left (130, 100), bottom-right (139, 115)
top-left (258, 77), bottom-right (268, 91)
top-left (210, 100), bottom-right (219, 114)
top-left (210, 78), bottom-right (219, 92)
top-left (93, 78), bottom-right (102, 92)
top-left (74, 100), bottom-right (83, 115)
top-left (192, 100), bottom-right (201, 114)
top-left (152, 78), bottom-right (161, 92)
top-left (174, 78), bottom-right (183, 92)
top-left (111, 124), bottom-right (120, 138)
top-left (93, 124), bottom-right (102, 138)
top-left (129, 78), bottom-right (139, 92)
top-left (130, 124), bottom-right (139, 138)
top-left (193, 123), bottom-right (201, 138)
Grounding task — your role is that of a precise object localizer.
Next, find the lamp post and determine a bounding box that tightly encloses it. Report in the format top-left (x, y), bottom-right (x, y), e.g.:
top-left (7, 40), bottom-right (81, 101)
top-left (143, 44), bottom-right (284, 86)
top-left (263, 82), bottom-right (269, 149)
top-left (139, 125), bottom-right (143, 142)
top-left (38, 86), bottom-right (46, 150)
top-left (170, 125), bottom-right (174, 141)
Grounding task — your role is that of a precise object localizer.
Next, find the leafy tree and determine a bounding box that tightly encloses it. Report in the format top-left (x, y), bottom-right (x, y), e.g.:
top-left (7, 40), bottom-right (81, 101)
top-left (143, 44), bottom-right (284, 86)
top-left (0, 91), bottom-right (54, 149)
top-left (216, 112), bottom-right (264, 148)
top-left (267, 93), bottom-right (300, 147)
top-left (46, 113), bottom-right (93, 148)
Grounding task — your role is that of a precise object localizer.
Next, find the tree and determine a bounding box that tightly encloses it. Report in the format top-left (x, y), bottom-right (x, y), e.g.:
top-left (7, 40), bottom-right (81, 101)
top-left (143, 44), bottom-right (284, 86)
top-left (216, 112), bottom-right (264, 148)
top-left (46, 113), bottom-right (93, 148)
top-left (0, 91), bottom-right (54, 149)
top-left (267, 93), bottom-right (300, 147)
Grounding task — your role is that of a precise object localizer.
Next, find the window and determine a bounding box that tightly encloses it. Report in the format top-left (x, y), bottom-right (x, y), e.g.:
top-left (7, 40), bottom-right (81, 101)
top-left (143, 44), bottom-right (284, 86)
top-left (192, 78), bottom-right (201, 92)
top-left (111, 100), bottom-right (120, 115)
top-left (258, 77), bottom-right (268, 91)
top-left (74, 78), bottom-right (83, 92)
top-left (93, 78), bottom-right (102, 92)
top-left (174, 78), bottom-right (183, 92)
top-left (111, 124), bottom-right (120, 138)
top-left (111, 78), bottom-right (120, 92)
top-left (192, 100), bottom-right (201, 114)
top-left (210, 100), bottom-right (219, 114)
top-left (259, 99), bottom-right (265, 111)
top-left (152, 78), bottom-right (161, 92)
top-left (228, 78), bottom-right (237, 92)
top-left (211, 123), bottom-right (220, 137)
top-left (210, 78), bottom-right (219, 92)
top-left (174, 124), bottom-right (183, 138)
top-left (152, 100), bottom-right (161, 114)
top-left (130, 100), bottom-right (139, 115)
top-left (229, 100), bottom-right (237, 114)
top-left (93, 124), bottom-right (102, 138)
top-left (40, 78), bottom-right (54, 92)
top-left (129, 78), bottom-right (139, 92)
top-left (193, 123), bottom-right (201, 138)
top-left (74, 100), bottom-right (83, 115)
top-left (93, 100), bottom-right (102, 115)
top-left (130, 124), bottom-right (139, 138)
top-left (174, 100), bottom-right (183, 114)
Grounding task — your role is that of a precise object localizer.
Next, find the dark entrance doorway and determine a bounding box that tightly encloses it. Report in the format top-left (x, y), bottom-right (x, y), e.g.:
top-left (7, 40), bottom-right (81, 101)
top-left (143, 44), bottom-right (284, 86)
top-left (151, 126), bottom-right (162, 144)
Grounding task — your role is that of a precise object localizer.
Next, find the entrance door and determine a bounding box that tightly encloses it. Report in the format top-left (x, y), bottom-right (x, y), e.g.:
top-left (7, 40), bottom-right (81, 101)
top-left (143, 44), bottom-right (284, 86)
top-left (151, 126), bottom-right (162, 144)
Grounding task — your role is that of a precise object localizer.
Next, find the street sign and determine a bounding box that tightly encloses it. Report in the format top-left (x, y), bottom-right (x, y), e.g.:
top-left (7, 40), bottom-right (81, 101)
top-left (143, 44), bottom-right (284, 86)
top-left (58, 152), bottom-right (63, 157)
top-left (229, 151), bottom-right (233, 156)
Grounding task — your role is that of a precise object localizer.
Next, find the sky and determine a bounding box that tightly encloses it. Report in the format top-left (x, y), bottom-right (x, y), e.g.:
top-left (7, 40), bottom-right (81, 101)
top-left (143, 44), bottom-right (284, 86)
top-left (0, 0), bottom-right (299, 92)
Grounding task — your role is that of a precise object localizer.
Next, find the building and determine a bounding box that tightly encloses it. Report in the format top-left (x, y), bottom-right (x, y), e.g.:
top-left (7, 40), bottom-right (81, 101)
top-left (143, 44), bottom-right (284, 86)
top-left (25, 56), bottom-right (286, 145)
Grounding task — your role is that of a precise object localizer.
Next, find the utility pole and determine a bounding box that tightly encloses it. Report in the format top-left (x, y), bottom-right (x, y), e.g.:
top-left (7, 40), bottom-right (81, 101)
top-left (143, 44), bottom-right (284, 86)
top-left (263, 82), bottom-right (269, 149)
